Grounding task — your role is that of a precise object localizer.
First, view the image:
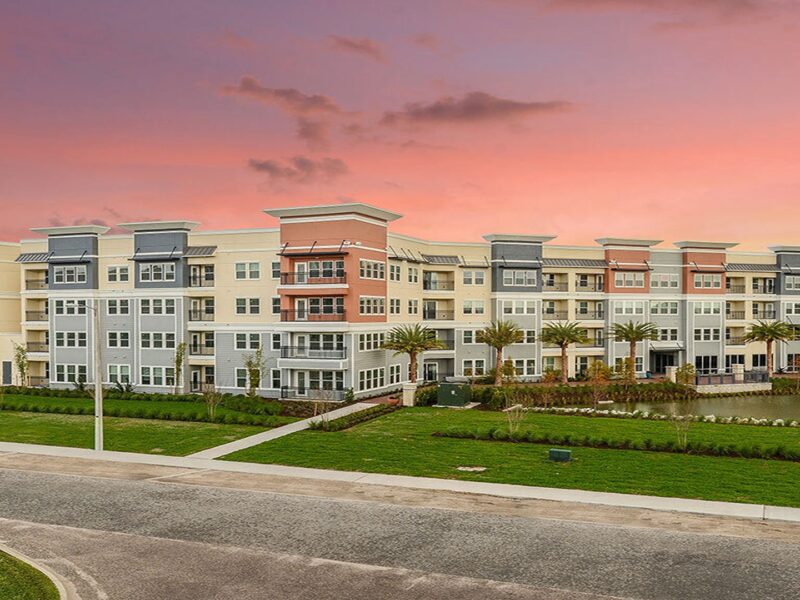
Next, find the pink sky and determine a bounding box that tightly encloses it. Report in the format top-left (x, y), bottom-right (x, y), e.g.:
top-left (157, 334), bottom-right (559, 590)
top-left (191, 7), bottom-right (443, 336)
top-left (1, 0), bottom-right (799, 249)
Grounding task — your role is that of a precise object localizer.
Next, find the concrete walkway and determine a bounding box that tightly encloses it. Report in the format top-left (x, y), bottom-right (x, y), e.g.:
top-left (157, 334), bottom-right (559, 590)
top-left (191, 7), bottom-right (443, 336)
top-left (187, 402), bottom-right (374, 459)
top-left (0, 440), bottom-right (798, 523)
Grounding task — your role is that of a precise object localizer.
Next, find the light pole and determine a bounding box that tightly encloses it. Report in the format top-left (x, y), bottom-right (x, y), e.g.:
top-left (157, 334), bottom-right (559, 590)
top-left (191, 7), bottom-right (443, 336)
top-left (91, 300), bottom-right (103, 451)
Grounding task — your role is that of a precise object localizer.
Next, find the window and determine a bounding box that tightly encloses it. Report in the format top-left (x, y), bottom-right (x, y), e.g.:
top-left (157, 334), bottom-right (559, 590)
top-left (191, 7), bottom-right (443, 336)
top-left (270, 369), bottom-right (281, 389)
top-left (513, 359), bottom-right (536, 376)
top-left (55, 364), bottom-right (87, 383)
top-left (786, 302), bottom-right (800, 315)
top-left (140, 366), bottom-right (175, 386)
top-left (358, 367), bottom-right (385, 391)
top-left (107, 331), bottom-right (130, 348)
top-left (502, 270), bottom-right (537, 287)
top-left (616, 356), bottom-right (644, 373)
top-left (389, 298), bottom-right (401, 314)
top-left (693, 328), bottom-right (721, 342)
top-left (55, 299), bottom-right (87, 315)
top-left (694, 273), bottom-right (722, 289)
top-left (614, 301), bottom-right (645, 315)
top-left (55, 331), bottom-right (87, 348)
top-left (786, 276), bottom-right (800, 291)
top-left (389, 263), bottom-right (401, 281)
top-left (752, 354), bottom-right (767, 369)
top-left (359, 296), bottom-right (385, 315)
top-left (140, 332), bottom-right (176, 349)
top-left (614, 272), bottom-right (645, 288)
top-left (107, 266), bottom-right (129, 283)
top-left (787, 354), bottom-right (800, 371)
top-left (389, 364), bottom-right (402, 385)
top-left (140, 299), bottom-right (175, 315)
top-left (408, 267), bottom-right (419, 283)
top-left (463, 359), bottom-right (486, 376)
top-left (463, 270), bottom-right (486, 286)
top-left (359, 260), bottom-right (385, 280)
top-left (358, 333), bottom-right (385, 351)
top-left (235, 333), bottom-right (261, 350)
top-left (271, 334), bottom-right (281, 351)
top-left (693, 302), bottom-right (722, 315)
top-left (53, 265), bottom-right (87, 284)
top-left (272, 297), bottom-right (281, 314)
top-left (307, 297), bottom-right (344, 315)
top-left (523, 330), bottom-right (536, 344)
top-left (107, 364), bottom-right (131, 384)
top-left (140, 262), bottom-right (176, 282)
top-left (659, 328), bottom-right (678, 341)
top-left (408, 299), bottom-right (419, 315)
top-left (651, 273), bottom-right (679, 289)
top-left (107, 299), bottom-right (129, 315)
top-left (500, 300), bottom-right (536, 315)
top-left (236, 298), bottom-right (260, 315)
top-left (235, 262), bottom-right (260, 280)
top-left (462, 330), bottom-right (476, 344)
top-left (463, 300), bottom-right (485, 315)
top-left (306, 260), bottom-right (345, 279)
top-left (271, 262), bottom-right (281, 279)
top-left (651, 301), bottom-right (678, 315)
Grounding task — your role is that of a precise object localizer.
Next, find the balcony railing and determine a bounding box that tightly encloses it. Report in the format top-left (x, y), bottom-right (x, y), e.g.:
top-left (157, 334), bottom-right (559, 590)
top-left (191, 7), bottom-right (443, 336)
top-left (28, 376), bottom-right (49, 387)
top-left (430, 339), bottom-right (455, 350)
top-left (280, 386), bottom-right (346, 402)
top-left (576, 310), bottom-right (605, 320)
top-left (25, 279), bottom-right (48, 290)
top-left (422, 310), bottom-right (454, 321)
top-left (753, 311), bottom-right (777, 320)
top-left (280, 272), bottom-right (346, 285)
top-left (726, 311), bottom-right (746, 320)
top-left (25, 310), bottom-right (48, 322)
top-left (542, 311), bottom-right (569, 320)
top-left (752, 286), bottom-right (775, 295)
top-left (576, 340), bottom-right (605, 348)
top-left (189, 275), bottom-right (215, 287)
top-left (280, 310), bottom-right (346, 322)
top-left (543, 282), bottom-right (568, 292)
top-left (575, 281), bottom-right (604, 292)
top-left (726, 285), bottom-right (746, 294)
top-left (26, 342), bottom-right (49, 353)
top-left (725, 337), bottom-right (746, 346)
top-left (188, 310), bottom-right (215, 322)
top-left (280, 346), bottom-right (347, 359)
top-left (423, 280), bottom-right (455, 291)
top-left (189, 344), bottom-right (215, 356)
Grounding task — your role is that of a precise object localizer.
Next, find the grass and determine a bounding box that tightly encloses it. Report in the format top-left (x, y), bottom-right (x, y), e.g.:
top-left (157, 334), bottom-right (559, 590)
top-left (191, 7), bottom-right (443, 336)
top-left (0, 393), bottom-right (298, 426)
top-left (0, 550), bottom-right (59, 600)
top-left (0, 411), bottom-right (266, 456)
top-left (224, 407), bottom-right (800, 507)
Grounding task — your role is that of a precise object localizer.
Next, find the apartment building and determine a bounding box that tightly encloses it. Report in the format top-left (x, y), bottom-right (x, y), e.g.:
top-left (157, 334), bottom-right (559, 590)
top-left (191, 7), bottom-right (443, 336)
top-left (6, 202), bottom-right (800, 399)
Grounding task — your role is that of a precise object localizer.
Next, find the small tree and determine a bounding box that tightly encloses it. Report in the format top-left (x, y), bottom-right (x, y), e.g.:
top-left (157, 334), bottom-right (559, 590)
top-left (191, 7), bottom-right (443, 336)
top-left (477, 320), bottom-right (524, 386)
top-left (381, 324), bottom-right (445, 384)
top-left (586, 360), bottom-right (611, 408)
top-left (12, 342), bottom-right (28, 387)
top-left (675, 363), bottom-right (696, 386)
top-left (243, 346), bottom-right (264, 398)
top-left (540, 322), bottom-right (590, 384)
top-left (540, 368), bottom-right (560, 407)
top-left (613, 357), bottom-right (636, 402)
top-left (173, 342), bottom-right (187, 395)
top-left (505, 402), bottom-right (525, 435)
top-left (500, 359), bottom-right (518, 385)
top-left (202, 385), bottom-right (224, 421)
top-left (745, 320), bottom-right (793, 376)
top-left (669, 414), bottom-right (691, 452)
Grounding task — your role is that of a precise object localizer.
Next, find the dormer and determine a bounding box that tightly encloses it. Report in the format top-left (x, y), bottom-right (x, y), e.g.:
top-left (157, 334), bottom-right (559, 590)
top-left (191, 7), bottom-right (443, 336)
top-left (674, 241), bottom-right (737, 295)
top-left (483, 234), bottom-right (556, 293)
top-left (30, 224), bottom-right (110, 290)
top-left (596, 238), bottom-right (661, 294)
top-left (118, 221), bottom-right (200, 288)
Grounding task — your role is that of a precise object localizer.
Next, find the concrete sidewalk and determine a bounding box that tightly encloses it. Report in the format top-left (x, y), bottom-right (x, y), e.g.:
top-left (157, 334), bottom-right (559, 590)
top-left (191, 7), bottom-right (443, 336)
top-left (0, 440), bottom-right (799, 523)
top-left (188, 402), bottom-right (374, 459)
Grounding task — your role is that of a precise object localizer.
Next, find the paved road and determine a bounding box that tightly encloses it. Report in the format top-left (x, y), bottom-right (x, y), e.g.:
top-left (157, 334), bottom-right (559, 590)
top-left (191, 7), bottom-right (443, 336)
top-left (1, 466), bottom-right (799, 600)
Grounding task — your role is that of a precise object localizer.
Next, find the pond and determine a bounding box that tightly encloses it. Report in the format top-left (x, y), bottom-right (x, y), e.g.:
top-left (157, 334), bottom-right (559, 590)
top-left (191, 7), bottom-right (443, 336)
top-left (606, 395), bottom-right (800, 420)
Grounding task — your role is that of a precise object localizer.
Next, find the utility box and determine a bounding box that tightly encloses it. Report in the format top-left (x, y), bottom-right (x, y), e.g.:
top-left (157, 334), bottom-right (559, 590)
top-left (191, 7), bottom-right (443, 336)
top-left (548, 449), bottom-right (572, 462)
top-left (437, 383), bottom-right (471, 407)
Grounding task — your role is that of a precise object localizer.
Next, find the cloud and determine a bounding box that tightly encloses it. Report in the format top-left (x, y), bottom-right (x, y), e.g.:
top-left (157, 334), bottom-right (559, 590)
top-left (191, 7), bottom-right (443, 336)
top-left (380, 91), bottom-right (571, 126)
top-left (296, 118), bottom-right (330, 149)
top-left (219, 31), bottom-right (256, 52)
top-left (328, 35), bottom-right (386, 62)
top-left (543, 0), bottom-right (773, 20)
top-left (410, 33), bottom-right (441, 51)
top-left (222, 76), bottom-right (343, 115)
top-left (248, 156), bottom-right (349, 185)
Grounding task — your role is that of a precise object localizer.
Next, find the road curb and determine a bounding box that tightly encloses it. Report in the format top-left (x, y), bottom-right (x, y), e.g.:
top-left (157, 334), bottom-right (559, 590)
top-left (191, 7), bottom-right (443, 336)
top-left (0, 543), bottom-right (74, 600)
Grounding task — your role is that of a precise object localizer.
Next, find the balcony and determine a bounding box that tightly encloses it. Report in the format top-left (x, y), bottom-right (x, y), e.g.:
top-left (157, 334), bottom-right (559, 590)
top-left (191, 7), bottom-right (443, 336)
top-left (25, 279), bottom-right (48, 291)
top-left (575, 281), bottom-right (604, 292)
top-left (26, 342), bottom-right (49, 353)
top-left (281, 310), bottom-right (346, 322)
top-left (25, 310), bottom-right (48, 322)
top-left (280, 386), bottom-right (346, 402)
top-left (281, 272), bottom-right (346, 285)
top-left (280, 346), bottom-right (347, 359)
top-left (422, 280), bottom-right (455, 291)
top-left (726, 285), bottom-right (746, 294)
top-left (542, 311), bottom-right (569, 320)
top-left (28, 376), bottom-right (49, 387)
top-left (576, 340), bottom-right (605, 348)
top-left (726, 311), bottom-right (746, 320)
top-left (189, 275), bottom-right (215, 287)
top-left (725, 337), bottom-right (747, 346)
top-left (422, 310), bottom-right (454, 321)
top-left (189, 310), bottom-right (215, 322)
top-left (431, 339), bottom-right (455, 350)
top-left (752, 286), bottom-right (775, 295)
top-left (753, 311), bottom-right (777, 320)
top-left (543, 282), bottom-right (568, 292)
top-left (576, 310), bottom-right (605, 320)
top-left (189, 344), bottom-right (215, 356)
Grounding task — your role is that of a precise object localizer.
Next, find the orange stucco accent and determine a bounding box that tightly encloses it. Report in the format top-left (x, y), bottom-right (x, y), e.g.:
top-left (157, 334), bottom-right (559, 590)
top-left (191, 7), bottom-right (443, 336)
top-left (604, 248), bottom-right (651, 294)
top-left (682, 250), bottom-right (726, 294)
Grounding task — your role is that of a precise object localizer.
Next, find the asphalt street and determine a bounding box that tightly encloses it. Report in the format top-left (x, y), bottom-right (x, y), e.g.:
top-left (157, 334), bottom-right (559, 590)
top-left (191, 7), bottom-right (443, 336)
top-left (1, 465), bottom-right (799, 599)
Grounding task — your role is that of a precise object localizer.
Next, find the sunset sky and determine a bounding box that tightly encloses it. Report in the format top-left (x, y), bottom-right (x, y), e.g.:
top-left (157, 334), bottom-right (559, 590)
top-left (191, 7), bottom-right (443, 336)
top-left (2, 0), bottom-right (799, 248)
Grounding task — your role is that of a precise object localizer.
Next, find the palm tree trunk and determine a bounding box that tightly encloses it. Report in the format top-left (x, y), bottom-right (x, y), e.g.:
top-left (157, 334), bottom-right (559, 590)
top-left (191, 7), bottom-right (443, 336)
top-left (629, 340), bottom-right (637, 381)
top-left (560, 344), bottom-right (568, 384)
top-left (495, 347), bottom-right (503, 386)
top-left (767, 340), bottom-right (773, 377)
top-left (409, 352), bottom-right (417, 384)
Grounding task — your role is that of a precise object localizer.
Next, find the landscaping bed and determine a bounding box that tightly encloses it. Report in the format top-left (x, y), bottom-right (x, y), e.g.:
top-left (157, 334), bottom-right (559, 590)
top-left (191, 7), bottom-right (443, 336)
top-left (309, 403), bottom-right (400, 432)
top-left (0, 550), bottom-right (59, 600)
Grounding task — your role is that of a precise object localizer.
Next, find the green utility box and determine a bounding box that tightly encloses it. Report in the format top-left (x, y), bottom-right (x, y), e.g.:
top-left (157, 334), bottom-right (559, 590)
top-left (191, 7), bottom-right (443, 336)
top-left (548, 449), bottom-right (572, 462)
top-left (437, 383), bottom-right (471, 407)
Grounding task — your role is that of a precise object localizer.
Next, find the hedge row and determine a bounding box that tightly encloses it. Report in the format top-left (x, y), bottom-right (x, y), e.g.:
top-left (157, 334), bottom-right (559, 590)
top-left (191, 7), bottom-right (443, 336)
top-left (434, 427), bottom-right (800, 462)
top-left (309, 403), bottom-right (400, 432)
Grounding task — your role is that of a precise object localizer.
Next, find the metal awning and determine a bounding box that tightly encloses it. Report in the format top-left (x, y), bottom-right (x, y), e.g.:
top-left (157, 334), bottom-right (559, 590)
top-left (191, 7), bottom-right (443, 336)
top-left (184, 245), bottom-right (217, 257)
top-left (650, 341), bottom-right (685, 351)
top-left (15, 252), bottom-right (51, 263)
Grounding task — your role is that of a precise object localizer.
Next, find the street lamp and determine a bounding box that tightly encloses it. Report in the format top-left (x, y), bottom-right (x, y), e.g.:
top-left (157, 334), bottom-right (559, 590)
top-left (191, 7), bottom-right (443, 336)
top-left (89, 300), bottom-right (103, 451)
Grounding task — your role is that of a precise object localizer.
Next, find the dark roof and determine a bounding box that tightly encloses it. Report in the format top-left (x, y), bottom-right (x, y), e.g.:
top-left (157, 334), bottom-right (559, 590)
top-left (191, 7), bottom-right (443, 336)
top-left (421, 254), bottom-right (461, 265)
top-left (542, 258), bottom-right (607, 268)
top-left (15, 252), bottom-right (50, 263)
top-left (726, 263), bottom-right (779, 273)
top-left (184, 245), bottom-right (217, 257)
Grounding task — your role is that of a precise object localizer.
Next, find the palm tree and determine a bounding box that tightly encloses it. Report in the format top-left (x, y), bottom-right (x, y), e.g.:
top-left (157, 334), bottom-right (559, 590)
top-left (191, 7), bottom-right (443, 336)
top-left (745, 320), bottom-right (793, 376)
top-left (382, 324), bottom-right (445, 384)
top-left (540, 322), bottom-right (590, 384)
top-left (477, 320), bottom-right (524, 386)
top-left (610, 321), bottom-right (659, 381)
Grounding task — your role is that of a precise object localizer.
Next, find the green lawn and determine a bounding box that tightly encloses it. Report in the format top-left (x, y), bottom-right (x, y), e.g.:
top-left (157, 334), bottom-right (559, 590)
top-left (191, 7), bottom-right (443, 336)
top-left (224, 407), bottom-right (800, 507)
top-left (0, 411), bottom-right (265, 455)
top-left (0, 394), bottom-right (297, 426)
top-left (0, 550), bottom-right (59, 600)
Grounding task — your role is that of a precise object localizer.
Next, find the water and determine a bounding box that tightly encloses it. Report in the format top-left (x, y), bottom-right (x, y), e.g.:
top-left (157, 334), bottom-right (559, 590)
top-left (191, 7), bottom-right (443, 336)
top-left (606, 395), bottom-right (800, 420)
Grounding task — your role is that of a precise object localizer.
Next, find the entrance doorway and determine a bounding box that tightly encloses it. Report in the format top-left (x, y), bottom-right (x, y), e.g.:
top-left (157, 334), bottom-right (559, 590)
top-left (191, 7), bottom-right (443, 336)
top-left (652, 352), bottom-right (676, 375)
